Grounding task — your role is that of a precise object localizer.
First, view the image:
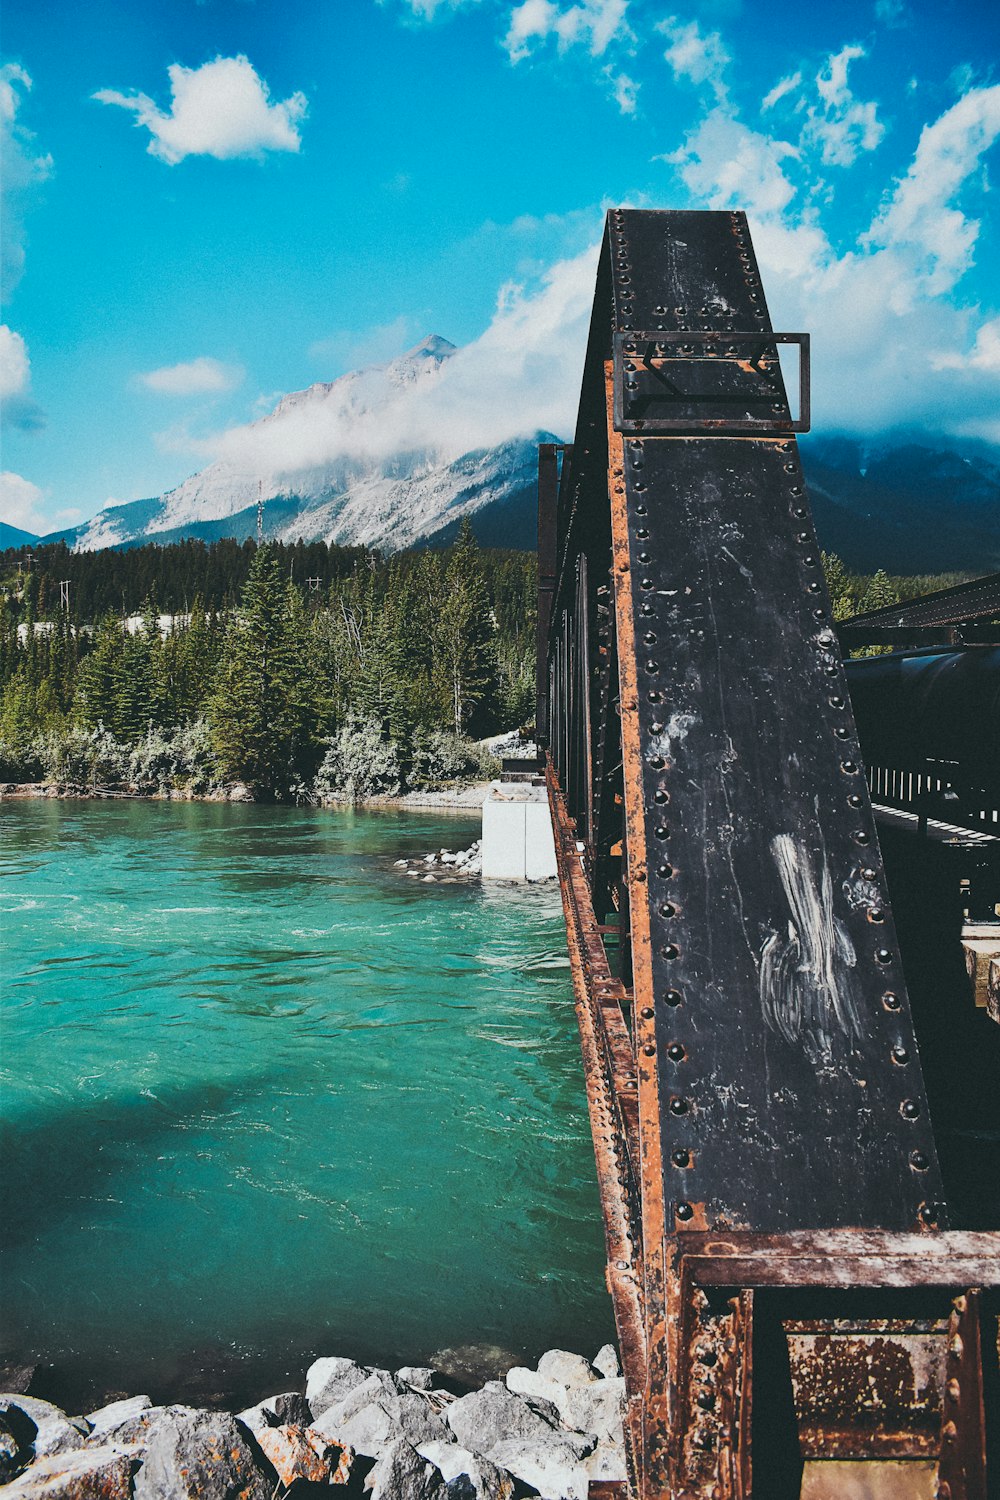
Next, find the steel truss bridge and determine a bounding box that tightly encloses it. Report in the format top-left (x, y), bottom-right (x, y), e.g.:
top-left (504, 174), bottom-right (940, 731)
top-left (537, 209), bottom-right (1000, 1500)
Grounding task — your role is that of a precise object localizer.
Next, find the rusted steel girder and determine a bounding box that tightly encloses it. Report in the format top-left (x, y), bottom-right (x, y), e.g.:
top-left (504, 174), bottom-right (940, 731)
top-left (540, 209), bottom-right (1000, 1498)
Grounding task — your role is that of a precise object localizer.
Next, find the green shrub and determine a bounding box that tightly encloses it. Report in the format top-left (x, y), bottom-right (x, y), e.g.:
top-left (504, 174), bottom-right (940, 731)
top-left (314, 715), bottom-right (404, 802)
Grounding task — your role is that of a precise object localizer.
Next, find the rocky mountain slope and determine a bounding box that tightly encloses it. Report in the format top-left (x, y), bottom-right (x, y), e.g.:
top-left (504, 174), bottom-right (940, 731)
top-left (15, 336), bottom-right (1000, 570)
top-left (50, 337), bottom-right (552, 555)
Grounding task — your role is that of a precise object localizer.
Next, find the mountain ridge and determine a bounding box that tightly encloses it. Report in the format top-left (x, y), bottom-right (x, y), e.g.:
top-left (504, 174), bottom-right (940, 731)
top-left (9, 337), bottom-right (1000, 571)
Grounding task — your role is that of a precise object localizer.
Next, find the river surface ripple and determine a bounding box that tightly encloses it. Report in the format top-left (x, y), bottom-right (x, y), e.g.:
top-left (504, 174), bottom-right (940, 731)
top-left (0, 799), bottom-right (611, 1406)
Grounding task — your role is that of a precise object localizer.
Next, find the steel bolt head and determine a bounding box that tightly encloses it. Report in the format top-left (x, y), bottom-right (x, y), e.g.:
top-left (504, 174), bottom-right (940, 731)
top-left (675, 1201), bottom-right (694, 1221)
top-left (901, 1099), bottom-right (920, 1119)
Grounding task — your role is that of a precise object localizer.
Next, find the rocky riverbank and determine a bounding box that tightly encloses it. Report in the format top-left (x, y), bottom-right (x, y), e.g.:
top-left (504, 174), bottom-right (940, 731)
top-left (0, 780), bottom-right (494, 810)
top-left (395, 840), bottom-right (483, 881)
top-left (0, 1344), bottom-right (625, 1499)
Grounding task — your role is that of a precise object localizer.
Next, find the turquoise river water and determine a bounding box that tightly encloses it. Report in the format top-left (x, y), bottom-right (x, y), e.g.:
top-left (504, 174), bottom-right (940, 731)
top-left (0, 800), bottom-right (613, 1407)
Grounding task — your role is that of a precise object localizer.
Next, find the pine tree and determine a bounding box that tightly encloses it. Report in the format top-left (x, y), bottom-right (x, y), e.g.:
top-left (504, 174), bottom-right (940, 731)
top-left (75, 614), bottom-right (126, 730)
top-left (208, 548), bottom-right (324, 798)
top-left (432, 521), bottom-right (496, 734)
top-left (821, 552), bottom-right (855, 622)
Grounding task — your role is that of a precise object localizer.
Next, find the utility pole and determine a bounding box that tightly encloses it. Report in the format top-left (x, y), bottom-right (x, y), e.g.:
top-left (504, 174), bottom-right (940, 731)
top-left (59, 580), bottom-right (70, 612)
top-left (307, 576), bottom-right (321, 594)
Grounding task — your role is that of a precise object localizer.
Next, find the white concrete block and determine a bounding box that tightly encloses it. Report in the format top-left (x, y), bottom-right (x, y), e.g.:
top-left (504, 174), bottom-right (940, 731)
top-left (524, 800), bottom-right (558, 881)
top-left (482, 796), bottom-right (527, 879)
top-left (482, 786), bottom-right (557, 881)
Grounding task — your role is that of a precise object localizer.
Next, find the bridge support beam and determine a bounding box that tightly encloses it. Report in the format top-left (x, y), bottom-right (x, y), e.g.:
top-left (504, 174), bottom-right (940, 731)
top-left (541, 208), bottom-right (1000, 1498)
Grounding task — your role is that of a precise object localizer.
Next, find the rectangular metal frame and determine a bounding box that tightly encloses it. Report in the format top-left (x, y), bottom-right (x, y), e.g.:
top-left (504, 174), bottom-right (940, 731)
top-left (612, 329), bottom-right (810, 435)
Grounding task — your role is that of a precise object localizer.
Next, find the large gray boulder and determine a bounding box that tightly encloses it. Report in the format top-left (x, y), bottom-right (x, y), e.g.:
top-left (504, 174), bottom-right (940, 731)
top-left (0, 1398), bottom-right (90, 1460)
top-left (1, 1443), bottom-right (136, 1499)
top-left (305, 1357), bottom-right (372, 1417)
top-left (84, 1405), bottom-right (200, 1452)
top-left (253, 1424), bottom-right (353, 1486)
top-left (559, 1379), bottom-right (625, 1444)
top-left (313, 1374), bottom-right (447, 1459)
top-left (488, 1437), bottom-right (591, 1500)
top-left (504, 1367), bottom-right (564, 1411)
top-left (591, 1345), bottom-right (620, 1380)
top-left (585, 1442), bottom-right (627, 1482)
top-left (445, 1383), bottom-right (576, 1461)
top-left (132, 1410), bottom-right (272, 1500)
top-left (235, 1392), bottom-right (312, 1432)
top-left (535, 1352), bottom-right (596, 1389)
top-left (395, 1368), bottom-right (437, 1392)
top-left (0, 1400), bottom-right (37, 1482)
top-left (365, 1439), bottom-right (443, 1500)
top-left (84, 1398), bottom-right (152, 1443)
top-left (417, 1441), bottom-right (514, 1500)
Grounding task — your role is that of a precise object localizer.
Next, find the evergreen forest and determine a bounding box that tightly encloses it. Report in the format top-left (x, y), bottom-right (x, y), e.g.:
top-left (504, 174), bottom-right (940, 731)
top-left (0, 530), bottom-right (970, 801)
top-left (0, 525), bottom-right (535, 800)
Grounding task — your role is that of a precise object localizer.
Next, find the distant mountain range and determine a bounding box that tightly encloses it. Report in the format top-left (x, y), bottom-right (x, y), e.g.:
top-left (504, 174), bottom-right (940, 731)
top-left (7, 335), bottom-right (999, 572)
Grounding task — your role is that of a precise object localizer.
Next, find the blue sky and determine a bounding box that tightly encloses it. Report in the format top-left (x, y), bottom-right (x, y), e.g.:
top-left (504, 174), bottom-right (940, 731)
top-left (2, 0), bottom-right (999, 535)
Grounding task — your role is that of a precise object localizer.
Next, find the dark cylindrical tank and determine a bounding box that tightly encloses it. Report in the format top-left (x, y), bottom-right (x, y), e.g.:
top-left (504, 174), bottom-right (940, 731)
top-left (844, 646), bottom-right (1000, 792)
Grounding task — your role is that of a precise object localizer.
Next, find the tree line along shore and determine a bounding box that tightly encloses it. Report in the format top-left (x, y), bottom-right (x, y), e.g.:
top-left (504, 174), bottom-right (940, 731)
top-left (0, 530), bottom-right (971, 804)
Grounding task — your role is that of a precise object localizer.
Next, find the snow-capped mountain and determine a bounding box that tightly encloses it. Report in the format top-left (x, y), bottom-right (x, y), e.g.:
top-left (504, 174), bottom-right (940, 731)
top-left (23, 334), bottom-right (1000, 570)
top-left (56, 337), bottom-right (555, 554)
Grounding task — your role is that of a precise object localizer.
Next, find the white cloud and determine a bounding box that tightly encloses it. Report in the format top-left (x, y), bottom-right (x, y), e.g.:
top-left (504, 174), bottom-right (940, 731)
top-left (0, 471), bottom-right (45, 531)
top-left (139, 356), bottom-right (244, 395)
top-left (394, 0), bottom-right (474, 15)
top-left (658, 17), bottom-right (730, 103)
top-left (185, 244), bottom-right (600, 482)
top-left (664, 114), bottom-right (800, 217)
top-left (0, 469), bottom-right (83, 535)
top-left (0, 325), bottom-right (30, 401)
top-left (931, 315), bottom-right (1000, 373)
top-left (875, 0), bottom-right (907, 25)
top-left (604, 67), bottom-right (638, 115)
top-left (0, 324), bottom-right (44, 430)
top-left (94, 55), bottom-right (307, 165)
top-left (658, 81), bottom-right (1000, 442)
top-left (0, 63), bottom-right (53, 295)
top-left (505, 0), bottom-right (631, 64)
top-left (802, 45), bottom-right (884, 166)
top-left (866, 83), bottom-right (1000, 295)
top-left (762, 71), bottom-right (802, 113)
